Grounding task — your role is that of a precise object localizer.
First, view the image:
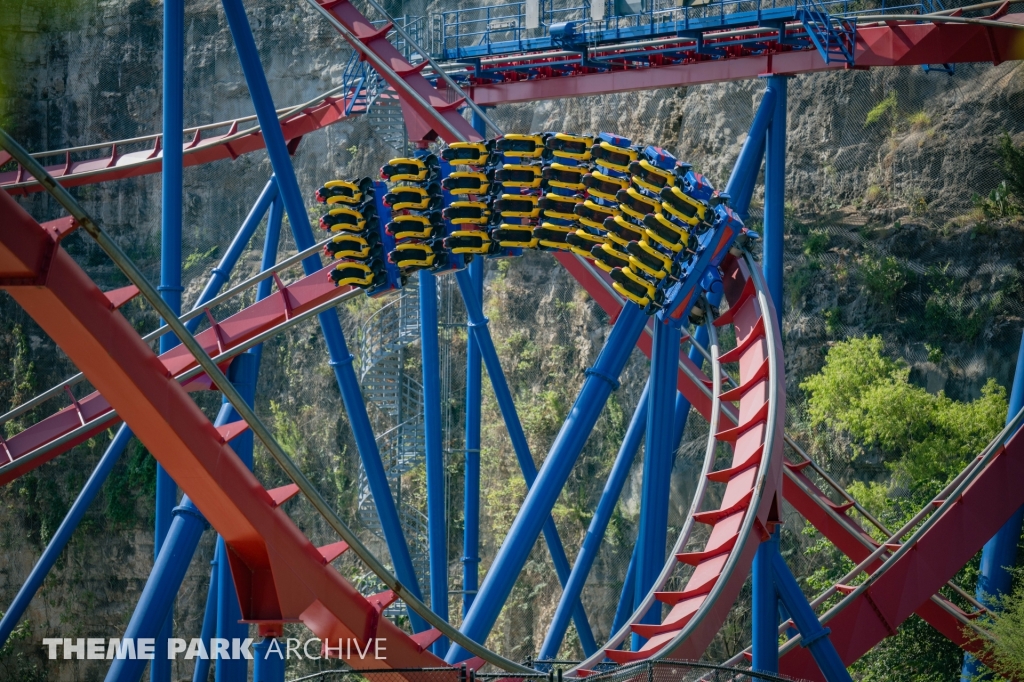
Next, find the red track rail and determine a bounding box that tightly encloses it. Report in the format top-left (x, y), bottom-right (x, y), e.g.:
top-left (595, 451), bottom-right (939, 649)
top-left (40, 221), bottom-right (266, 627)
top-left (0, 264), bottom-right (352, 485)
top-left (779, 426), bottom-right (1024, 681)
top-left (0, 188), bottom-right (448, 673)
top-left (0, 95), bottom-right (361, 195)
top-left (559, 251), bottom-right (994, 663)
top-left (316, 0), bottom-right (480, 142)
top-left (466, 15), bottom-right (1024, 105)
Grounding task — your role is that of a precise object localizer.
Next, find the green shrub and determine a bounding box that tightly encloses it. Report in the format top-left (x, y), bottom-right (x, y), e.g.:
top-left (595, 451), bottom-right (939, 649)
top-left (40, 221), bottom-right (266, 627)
top-left (803, 230), bottom-right (830, 256)
top-left (865, 91), bottom-right (897, 128)
top-left (998, 133), bottom-right (1024, 207)
top-left (858, 255), bottom-right (907, 306)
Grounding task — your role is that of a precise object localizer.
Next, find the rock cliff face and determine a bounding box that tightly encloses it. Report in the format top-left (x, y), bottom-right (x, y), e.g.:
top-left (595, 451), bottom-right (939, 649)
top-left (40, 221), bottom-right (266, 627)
top-left (1, 0), bottom-right (1023, 677)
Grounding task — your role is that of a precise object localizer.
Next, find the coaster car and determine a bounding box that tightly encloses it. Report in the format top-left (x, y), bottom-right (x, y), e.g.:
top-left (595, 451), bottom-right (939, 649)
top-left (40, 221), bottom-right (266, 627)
top-left (616, 186), bottom-right (660, 221)
top-left (492, 224), bottom-right (539, 249)
top-left (494, 194), bottom-right (540, 219)
top-left (443, 201), bottom-right (491, 225)
top-left (660, 186), bottom-right (708, 226)
top-left (496, 134), bottom-right (544, 158)
top-left (626, 239), bottom-right (672, 280)
top-left (543, 163), bottom-right (587, 191)
top-left (628, 159), bottom-right (675, 193)
top-left (574, 199), bottom-right (617, 230)
top-left (315, 179), bottom-right (365, 205)
top-left (591, 140), bottom-right (638, 174)
top-left (545, 133), bottom-right (593, 161)
top-left (381, 156), bottom-right (437, 183)
top-left (442, 171), bottom-right (491, 195)
top-left (611, 266), bottom-right (659, 308)
top-left (445, 230), bottom-right (492, 254)
top-left (324, 233), bottom-right (377, 260)
top-left (441, 142), bottom-right (490, 165)
top-left (566, 228), bottom-right (605, 259)
top-left (583, 170), bottom-right (629, 202)
top-left (533, 222), bottom-right (575, 251)
top-left (495, 164), bottom-right (542, 189)
top-left (384, 184), bottom-right (440, 211)
top-left (676, 163), bottom-right (716, 204)
top-left (603, 214), bottom-right (645, 247)
top-left (642, 212), bottom-right (688, 252)
top-left (591, 242), bottom-right (632, 273)
top-left (386, 214), bottom-right (441, 241)
top-left (539, 193), bottom-right (581, 221)
top-left (319, 206), bottom-right (367, 232)
top-left (389, 242), bottom-right (438, 270)
top-left (329, 260), bottom-right (380, 288)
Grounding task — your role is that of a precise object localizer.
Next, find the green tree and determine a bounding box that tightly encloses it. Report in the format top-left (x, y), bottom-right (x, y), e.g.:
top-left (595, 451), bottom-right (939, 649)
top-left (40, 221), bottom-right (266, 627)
top-left (798, 337), bottom-right (1010, 679)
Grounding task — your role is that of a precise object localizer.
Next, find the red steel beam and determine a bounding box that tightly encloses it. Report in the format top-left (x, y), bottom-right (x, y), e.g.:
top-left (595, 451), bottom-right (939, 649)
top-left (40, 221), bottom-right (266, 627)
top-left (779, 429), bottom-right (1024, 681)
top-left (0, 263), bottom-right (351, 485)
top-left (1, 95), bottom-right (358, 195)
top-left (468, 16), bottom-right (1024, 106)
top-left (0, 188), bottom-right (442, 671)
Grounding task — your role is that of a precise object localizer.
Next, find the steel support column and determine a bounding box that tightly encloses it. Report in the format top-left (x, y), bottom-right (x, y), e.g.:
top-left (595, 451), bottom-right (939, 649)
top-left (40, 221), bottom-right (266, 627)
top-left (771, 546), bottom-right (852, 682)
top-left (154, 0), bottom-right (185, 676)
top-left (193, 551), bottom-right (219, 682)
top-left (450, 268), bottom-right (600, 660)
top-left (462, 256), bottom-right (484, 618)
top-left (611, 546), bottom-right (638, 635)
top-left (254, 637), bottom-right (285, 682)
top-left (420, 269), bottom-right (449, 654)
top-left (250, 196), bottom-right (284, 369)
top-left (752, 528), bottom-right (781, 678)
top-left (449, 277), bottom-right (646, 661)
top-left (540, 380), bottom-right (650, 659)
top-left (219, 0), bottom-right (426, 627)
top-left (724, 87), bottom-right (775, 203)
top-left (752, 77), bottom-right (786, 679)
top-left (964, 326), bottom-right (1024, 680)
top-left (634, 320), bottom-right (682, 638)
top-left (0, 424), bottom-right (132, 648)
top-left (463, 109), bottom-right (488, 620)
top-left (763, 75), bottom-right (788, 314)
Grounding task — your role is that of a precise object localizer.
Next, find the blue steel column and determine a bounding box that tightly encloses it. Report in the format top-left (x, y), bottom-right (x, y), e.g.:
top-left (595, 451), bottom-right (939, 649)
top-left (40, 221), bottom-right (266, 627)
top-left (193, 550), bottom-right (219, 682)
top-left (539, 380), bottom-right (650, 659)
top-left (448, 274), bottom-right (646, 662)
top-left (0, 425), bottom-right (132, 648)
top-left (771, 545), bottom-right (852, 682)
top-left (452, 269), bottom-right (598, 657)
top-left (752, 527), bottom-right (781, 677)
top-left (610, 547), bottom-right (638, 635)
top-left (763, 75), bottom-right (788, 314)
top-left (420, 268), bottom-right (449, 654)
top-left (219, 0), bottom-right (426, 628)
top-left (155, 0), bottom-right (185, 677)
top-left (462, 256), bottom-right (484, 618)
top-left (462, 109), bottom-right (488, 619)
top-left (634, 320), bottom-right (682, 637)
top-left (963, 327), bottom-right (1024, 680)
top-left (254, 637), bottom-right (285, 682)
top-left (751, 76), bottom-right (785, 677)
top-left (250, 196), bottom-right (284, 369)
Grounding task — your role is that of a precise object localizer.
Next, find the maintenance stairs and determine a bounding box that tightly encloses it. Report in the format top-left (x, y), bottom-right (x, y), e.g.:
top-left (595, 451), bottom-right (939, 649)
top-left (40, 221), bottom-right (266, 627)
top-left (357, 285), bottom-right (431, 608)
top-left (363, 15), bottom-right (429, 154)
top-left (796, 0), bottom-right (857, 65)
